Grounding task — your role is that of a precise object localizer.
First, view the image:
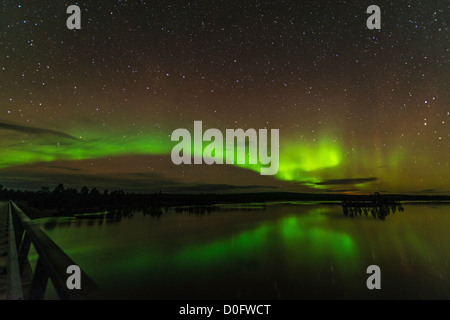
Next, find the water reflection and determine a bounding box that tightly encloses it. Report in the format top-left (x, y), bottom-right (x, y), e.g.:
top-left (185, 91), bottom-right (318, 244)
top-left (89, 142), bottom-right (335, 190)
top-left (342, 194), bottom-right (404, 220)
top-left (173, 204), bottom-right (266, 215)
top-left (41, 204), bottom-right (269, 230)
top-left (84, 207), bottom-right (361, 299)
top-left (32, 202), bottom-right (450, 299)
top-left (175, 209), bottom-right (357, 269)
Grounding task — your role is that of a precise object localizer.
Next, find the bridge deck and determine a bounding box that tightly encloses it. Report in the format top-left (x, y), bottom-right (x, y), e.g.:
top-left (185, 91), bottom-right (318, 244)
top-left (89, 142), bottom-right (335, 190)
top-left (0, 202), bottom-right (8, 299)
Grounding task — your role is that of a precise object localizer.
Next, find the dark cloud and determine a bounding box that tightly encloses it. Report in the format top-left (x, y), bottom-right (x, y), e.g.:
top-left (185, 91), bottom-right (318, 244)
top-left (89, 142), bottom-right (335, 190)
top-left (47, 165), bottom-right (82, 171)
top-left (0, 169), bottom-right (275, 194)
top-left (163, 184), bottom-right (278, 194)
top-left (314, 177), bottom-right (378, 185)
top-left (0, 120), bottom-right (80, 141)
top-left (415, 189), bottom-right (450, 195)
top-left (0, 171), bottom-right (176, 192)
top-left (324, 189), bottom-right (359, 193)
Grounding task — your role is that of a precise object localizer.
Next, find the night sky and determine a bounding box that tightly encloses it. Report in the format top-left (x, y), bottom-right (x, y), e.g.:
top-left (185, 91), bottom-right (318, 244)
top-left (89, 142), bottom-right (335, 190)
top-left (0, 1), bottom-right (448, 194)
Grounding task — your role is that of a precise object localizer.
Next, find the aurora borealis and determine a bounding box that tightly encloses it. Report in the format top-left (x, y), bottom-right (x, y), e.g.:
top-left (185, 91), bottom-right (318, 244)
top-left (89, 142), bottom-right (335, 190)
top-left (0, 1), bottom-right (448, 194)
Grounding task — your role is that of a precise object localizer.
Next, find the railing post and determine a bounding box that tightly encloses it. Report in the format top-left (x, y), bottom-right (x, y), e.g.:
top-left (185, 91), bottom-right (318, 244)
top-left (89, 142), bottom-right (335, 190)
top-left (18, 232), bottom-right (31, 276)
top-left (6, 202), bottom-right (23, 300)
top-left (10, 205), bottom-right (24, 252)
top-left (28, 257), bottom-right (49, 300)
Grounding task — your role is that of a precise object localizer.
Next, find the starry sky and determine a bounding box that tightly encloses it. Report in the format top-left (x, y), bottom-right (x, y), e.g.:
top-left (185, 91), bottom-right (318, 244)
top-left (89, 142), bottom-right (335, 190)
top-left (0, 1), bottom-right (448, 194)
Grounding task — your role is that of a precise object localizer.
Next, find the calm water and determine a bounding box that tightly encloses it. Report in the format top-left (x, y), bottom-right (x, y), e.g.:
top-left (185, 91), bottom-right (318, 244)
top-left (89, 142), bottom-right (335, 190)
top-left (29, 202), bottom-right (450, 299)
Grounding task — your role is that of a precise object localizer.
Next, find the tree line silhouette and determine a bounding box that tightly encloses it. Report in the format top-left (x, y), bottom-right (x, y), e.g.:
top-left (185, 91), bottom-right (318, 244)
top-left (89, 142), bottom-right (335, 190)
top-left (0, 184), bottom-right (448, 218)
top-left (0, 184), bottom-right (270, 217)
top-left (0, 183), bottom-right (165, 216)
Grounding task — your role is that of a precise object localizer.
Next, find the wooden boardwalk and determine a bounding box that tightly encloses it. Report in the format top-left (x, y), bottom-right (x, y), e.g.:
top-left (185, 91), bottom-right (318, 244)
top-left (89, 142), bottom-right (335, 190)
top-left (0, 201), bottom-right (99, 299)
top-left (0, 201), bottom-right (8, 299)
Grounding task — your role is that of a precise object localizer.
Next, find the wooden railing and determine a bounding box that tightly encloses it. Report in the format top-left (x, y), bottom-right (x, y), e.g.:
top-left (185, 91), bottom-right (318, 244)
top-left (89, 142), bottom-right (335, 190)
top-left (8, 201), bottom-right (98, 299)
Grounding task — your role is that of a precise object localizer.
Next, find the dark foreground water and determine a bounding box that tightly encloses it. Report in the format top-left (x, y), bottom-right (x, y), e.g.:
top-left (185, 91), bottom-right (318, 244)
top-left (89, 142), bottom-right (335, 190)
top-left (29, 202), bottom-right (450, 299)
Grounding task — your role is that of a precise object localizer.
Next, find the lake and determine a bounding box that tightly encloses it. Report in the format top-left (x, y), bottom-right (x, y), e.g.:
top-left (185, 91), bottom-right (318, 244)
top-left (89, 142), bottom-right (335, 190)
top-left (28, 202), bottom-right (450, 299)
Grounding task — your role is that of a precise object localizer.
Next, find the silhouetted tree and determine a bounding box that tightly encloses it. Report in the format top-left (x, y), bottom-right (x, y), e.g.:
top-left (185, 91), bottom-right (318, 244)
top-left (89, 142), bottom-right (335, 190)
top-left (80, 186), bottom-right (89, 195)
top-left (89, 188), bottom-right (100, 196)
top-left (53, 183), bottom-right (65, 194)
